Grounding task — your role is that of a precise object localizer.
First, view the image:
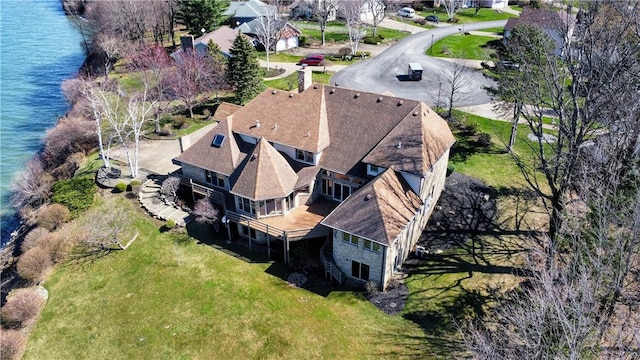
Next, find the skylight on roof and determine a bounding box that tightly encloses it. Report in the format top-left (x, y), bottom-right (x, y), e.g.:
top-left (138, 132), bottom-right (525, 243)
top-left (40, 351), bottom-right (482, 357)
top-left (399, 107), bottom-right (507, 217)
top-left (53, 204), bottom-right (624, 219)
top-left (211, 133), bottom-right (225, 148)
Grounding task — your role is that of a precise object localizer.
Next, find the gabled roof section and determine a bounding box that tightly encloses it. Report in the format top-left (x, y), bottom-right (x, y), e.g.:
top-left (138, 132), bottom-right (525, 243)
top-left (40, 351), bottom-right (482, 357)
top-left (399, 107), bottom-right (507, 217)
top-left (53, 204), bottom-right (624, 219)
top-left (229, 86), bottom-right (330, 153)
top-left (320, 86), bottom-right (420, 176)
top-left (224, 0), bottom-right (274, 18)
top-left (239, 19), bottom-right (301, 38)
top-left (362, 103), bottom-right (455, 176)
top-left (230, 138), bottom-right (298, 200)
top-left (213, 102), bottom-right (243, 122)
top-left (174, 118), bottom-right (242, 177)
top-left (322, 169), bottom-right (423, 245)
top-left (193, 26), bottom-right (244, 56)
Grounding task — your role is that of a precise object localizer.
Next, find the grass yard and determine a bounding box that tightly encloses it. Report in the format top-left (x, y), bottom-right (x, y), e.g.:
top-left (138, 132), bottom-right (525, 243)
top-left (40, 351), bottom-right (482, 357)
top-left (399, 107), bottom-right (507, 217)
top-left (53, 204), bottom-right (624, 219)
top-left (428, 34), bottom-right (497, 60)
top-left (292, 21), bottom-right (411, 44)
top-left (448, 111), bottom-right (555, 190)
top-left (24, 198), bottom-right (430, 359)
top-left (264, 71), bottom-right (332, 90)
top-left (420, 7), bottom-right (517, 24)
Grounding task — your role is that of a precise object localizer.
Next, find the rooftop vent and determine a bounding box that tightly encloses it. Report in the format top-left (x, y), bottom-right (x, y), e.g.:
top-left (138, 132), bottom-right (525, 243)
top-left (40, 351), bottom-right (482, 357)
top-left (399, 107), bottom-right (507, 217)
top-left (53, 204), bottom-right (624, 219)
top-left (397, 100), bottom-right (404, 106)
top-left (306, 131), bottom-right (311, 137)
top-left (330, 88), bottom-right (335, 94)
top-left (354, 93), bottom-right (360, 98)
top-left (251, 153), bottom-right (258, 160)
top-left (413, 111), bottom-right (419, 116)
top-left (365, 193), bottom-right (373, 201)
top-left (377, 97), bottom-right (383, 102)
top-left (397, 141), bottom-right (402, 149)
top-left (313, 84), bottom-right (318, 89)
top-left (273, 124), bottom-right (278, 130)
top-left (255, 120), bottom-right (261, 128)
top-left (272, 90), bottom-right (277, 94)
top-left (289, 93), bottom-right (295, 98)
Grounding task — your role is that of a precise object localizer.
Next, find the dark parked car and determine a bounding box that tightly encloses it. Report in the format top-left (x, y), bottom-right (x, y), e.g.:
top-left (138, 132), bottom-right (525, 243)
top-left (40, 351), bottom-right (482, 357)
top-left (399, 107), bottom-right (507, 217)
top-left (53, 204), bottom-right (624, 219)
top-left (425, 15), bottom-right (439, 23)
top-left (298, 54), bottom-right (324, 66)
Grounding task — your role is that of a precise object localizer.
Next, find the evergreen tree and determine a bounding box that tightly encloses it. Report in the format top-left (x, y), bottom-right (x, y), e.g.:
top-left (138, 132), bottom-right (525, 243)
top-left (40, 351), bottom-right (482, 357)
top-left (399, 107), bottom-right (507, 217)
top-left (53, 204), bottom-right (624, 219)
top-left (228, 33), bottom-right (264, 105)
top-left (207, 39), bottom-right (227, 69)
top-left (178, 0), bottom-right (229, 35)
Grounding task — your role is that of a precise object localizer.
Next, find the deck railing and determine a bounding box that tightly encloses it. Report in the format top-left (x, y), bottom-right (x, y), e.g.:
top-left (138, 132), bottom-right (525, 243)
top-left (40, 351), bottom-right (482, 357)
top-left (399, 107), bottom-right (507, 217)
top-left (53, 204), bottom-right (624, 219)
top-left (320, 240), bottom-right (343, 284)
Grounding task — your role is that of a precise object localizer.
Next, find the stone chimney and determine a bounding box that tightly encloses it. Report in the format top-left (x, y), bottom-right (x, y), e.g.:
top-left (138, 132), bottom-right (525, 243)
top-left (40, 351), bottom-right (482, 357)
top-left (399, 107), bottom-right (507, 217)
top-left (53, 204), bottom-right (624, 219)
top-left (297, 66), bottom-right (312, 93)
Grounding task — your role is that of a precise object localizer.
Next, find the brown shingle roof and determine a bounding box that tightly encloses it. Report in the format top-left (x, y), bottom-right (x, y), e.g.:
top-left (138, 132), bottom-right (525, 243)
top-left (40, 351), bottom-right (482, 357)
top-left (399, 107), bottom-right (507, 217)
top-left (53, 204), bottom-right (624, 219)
top-left (362, 103), bottom-right (455, 176)
top-left (321, 169), bottom-right (423, 245)
top-left (174, 119), bottom-right (242, 176)
top-left (320, 86), bottom-right (420, 176)
top-left (213, 102), bottom-right (243, 122)
top-left (230, 138), bottom-right (298, 200)
top-left (230, 86), bottom-right (330, 153)
top-left (194, 26), bottom-right (243, 55)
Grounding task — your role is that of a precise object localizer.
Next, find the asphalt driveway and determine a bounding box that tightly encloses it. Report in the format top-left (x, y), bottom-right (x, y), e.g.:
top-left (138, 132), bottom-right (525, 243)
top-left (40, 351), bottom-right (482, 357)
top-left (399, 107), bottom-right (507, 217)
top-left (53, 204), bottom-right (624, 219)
top-left (330, 20), bottom-right (508, 107)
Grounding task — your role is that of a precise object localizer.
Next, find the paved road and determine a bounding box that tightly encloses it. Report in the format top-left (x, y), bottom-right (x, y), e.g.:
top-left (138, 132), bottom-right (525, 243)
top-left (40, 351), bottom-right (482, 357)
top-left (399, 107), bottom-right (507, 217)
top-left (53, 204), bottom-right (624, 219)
top-left (331, 20), bottom-right (508, 107)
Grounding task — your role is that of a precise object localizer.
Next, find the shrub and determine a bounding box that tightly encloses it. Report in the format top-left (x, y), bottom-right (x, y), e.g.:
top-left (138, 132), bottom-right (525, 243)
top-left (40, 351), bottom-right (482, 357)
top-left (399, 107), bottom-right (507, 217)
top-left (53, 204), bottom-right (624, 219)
top-left (338, 47), bottom-right (352, 58)
top-left (36, 203), bottom-right (71, 231)
top-left (299, 35), bottom-right (308, 46)
top-left (21, 227), bottom-right (50, 253)
top-left (477, 132), bottom-right (492, 147)
top-left (165, 219), bottom-right (176, 230)
top-left (114, 182), bottom-right (128, 193)
top-left (51, 177), bottom-right (97, 217)
top-left (1, 288), bottom-right (46, 327)
top-left (0, 329), bottom-right (26, 360)
top-left (16, 247), bottom-right (53, 284)
top-left (447, 164), bottom-right (455, 176)
top-left (448, 17), bottom-right (460, 23)
top-left (40, 233), bottom-right (71, 264)
top-left (414, 19), bottom-right (427, 25)
top-left (127, 180), bottom-right (142, 191)
top-left (363, 35), bottom-right (383, 44)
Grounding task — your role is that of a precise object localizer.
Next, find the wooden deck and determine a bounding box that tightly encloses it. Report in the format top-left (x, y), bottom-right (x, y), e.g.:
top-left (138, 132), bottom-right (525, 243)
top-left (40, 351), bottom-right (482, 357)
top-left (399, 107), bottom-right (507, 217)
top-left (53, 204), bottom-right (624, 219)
top-left (258, 198), bottom-right (337, 231)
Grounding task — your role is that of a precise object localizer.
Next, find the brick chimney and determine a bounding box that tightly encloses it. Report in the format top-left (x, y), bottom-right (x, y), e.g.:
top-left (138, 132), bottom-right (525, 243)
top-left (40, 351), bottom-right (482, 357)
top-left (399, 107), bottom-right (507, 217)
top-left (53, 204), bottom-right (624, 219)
top-left (297, 65), bottom-right (312, 93)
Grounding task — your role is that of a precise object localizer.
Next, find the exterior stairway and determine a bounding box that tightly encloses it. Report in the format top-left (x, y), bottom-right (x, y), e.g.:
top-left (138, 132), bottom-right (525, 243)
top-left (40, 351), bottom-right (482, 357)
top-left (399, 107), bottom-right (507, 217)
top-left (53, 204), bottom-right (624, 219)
top-left (138, 177), bottom-right (193, 227)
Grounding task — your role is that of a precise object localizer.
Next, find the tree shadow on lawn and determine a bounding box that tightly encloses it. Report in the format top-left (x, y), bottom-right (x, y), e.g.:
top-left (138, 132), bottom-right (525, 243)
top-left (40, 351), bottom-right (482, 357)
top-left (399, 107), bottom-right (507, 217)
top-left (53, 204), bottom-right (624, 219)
top-left (390, 172), bottom-right (544, 355)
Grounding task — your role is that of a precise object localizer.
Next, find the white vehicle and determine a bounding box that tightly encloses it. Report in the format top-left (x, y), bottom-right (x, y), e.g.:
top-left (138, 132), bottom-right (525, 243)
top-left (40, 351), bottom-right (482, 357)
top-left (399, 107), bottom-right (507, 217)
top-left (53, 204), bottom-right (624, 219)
top-left (398, 7), bottom-right (415, 18)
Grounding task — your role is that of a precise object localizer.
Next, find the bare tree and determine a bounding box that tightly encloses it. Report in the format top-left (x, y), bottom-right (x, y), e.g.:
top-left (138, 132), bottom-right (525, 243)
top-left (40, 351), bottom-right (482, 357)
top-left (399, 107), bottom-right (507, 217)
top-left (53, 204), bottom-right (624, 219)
top-left (254, 5), bottom-right (283, 72)
top-left (161, 176), bottom-right (181, 202)
top-left (123, 85), bottom-right (156, 178)
top-left (442, 0), bottom-right (463, 21)
top-left (81, 201), bottom-right (134, 251)
top-left (94, 32), bottom-right (129, 80)
top-left (312, 0), bottom-right (341, 45)
top-left (438, 58), bottom-right (475, 118)
top-left (11, 158), bottom-right (53, 214)
top-left (79, 81), bottom-right (119, 169)
top-left (193, 196), bottom-right (220, 232)
top-left (126, 45), bottom-right (173, 133)
top-left (367, 0), bottom-right (394, 36)
top-left (165, 51), bottom-right (222, 118)
top-left (343, 0), bottom-right (367, 55)
top-left (42, 116), bottom-right (96, 169)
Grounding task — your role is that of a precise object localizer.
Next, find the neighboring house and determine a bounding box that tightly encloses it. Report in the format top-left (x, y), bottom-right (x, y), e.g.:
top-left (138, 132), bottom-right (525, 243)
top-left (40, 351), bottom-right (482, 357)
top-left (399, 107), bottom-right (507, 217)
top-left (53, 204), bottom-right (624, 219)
top-left (239, 19), bottom-right (301, 51)
top-left (173, 69), bottom-right (455, 291)
top-left (503, 7), bottom-right (576, 54)
top-left (224, 0), bottom-right (276, 27)
top-left (174, 26), bottom-right (246, 58)
top-left (463, 0), bottom-right (509, 9)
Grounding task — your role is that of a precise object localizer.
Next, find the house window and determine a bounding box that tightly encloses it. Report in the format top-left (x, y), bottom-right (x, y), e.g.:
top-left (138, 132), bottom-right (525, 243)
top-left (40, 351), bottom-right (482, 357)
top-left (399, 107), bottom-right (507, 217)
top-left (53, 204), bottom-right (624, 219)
top-left (342, 232), bottom-right (359, 246)
top-left (205, 170), bottom-right (226, 189)
top-left (322, 178), bottom-right (350, 201)
top-left (363, 239), bottom-right (381, 253)
top-left (295, 149), bottom-right (314, 163)
top-left (367, 164), bottom-right (384, 176)
top-left (351, 261), bottom-right (370, 281)
top-left (236, 196), bottom-right (256, 214)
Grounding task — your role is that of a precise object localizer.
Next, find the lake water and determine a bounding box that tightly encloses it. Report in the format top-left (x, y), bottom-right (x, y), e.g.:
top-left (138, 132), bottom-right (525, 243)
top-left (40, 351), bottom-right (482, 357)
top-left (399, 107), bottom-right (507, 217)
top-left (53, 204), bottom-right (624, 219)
top-left (1, 0), bottom-right (85, 244)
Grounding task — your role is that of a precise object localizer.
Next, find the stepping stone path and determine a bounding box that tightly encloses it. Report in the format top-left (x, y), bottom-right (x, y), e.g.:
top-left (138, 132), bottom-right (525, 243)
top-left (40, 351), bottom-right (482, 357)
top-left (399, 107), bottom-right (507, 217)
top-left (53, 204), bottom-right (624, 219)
top-left (138, 177), bottom-right (194, 227)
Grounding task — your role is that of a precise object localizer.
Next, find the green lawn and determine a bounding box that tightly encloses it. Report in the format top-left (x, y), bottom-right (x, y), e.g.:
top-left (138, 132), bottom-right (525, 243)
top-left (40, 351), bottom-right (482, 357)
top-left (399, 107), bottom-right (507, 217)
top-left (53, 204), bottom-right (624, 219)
top-left (428, 34), bottom-right (497, 60)
top-left (292, 21), bottom-right (411, 44)
top-left (264, 71), bottom-right (332, 90)
top-left (448, 110), bottom-right (556, 189)
top-left (24, 198), bottom-right (428, 359)
top-left (420, 7), bottom-right (517, 23)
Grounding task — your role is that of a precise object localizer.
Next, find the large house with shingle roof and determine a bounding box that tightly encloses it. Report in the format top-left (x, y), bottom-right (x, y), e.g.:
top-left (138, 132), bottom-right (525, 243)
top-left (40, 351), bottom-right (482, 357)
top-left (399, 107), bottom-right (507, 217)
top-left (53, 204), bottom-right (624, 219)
top-left (173, 68), bottom-right (455, 291)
